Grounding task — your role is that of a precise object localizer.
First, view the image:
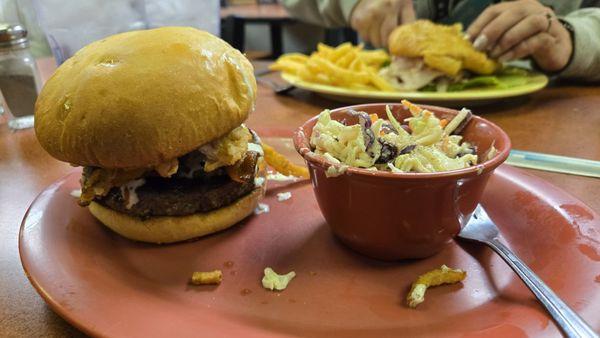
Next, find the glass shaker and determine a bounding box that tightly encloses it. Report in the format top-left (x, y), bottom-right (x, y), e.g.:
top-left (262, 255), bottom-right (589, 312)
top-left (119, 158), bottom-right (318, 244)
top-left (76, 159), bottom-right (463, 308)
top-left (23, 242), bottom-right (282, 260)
top-left (0, 24), bottom-right (42, 130)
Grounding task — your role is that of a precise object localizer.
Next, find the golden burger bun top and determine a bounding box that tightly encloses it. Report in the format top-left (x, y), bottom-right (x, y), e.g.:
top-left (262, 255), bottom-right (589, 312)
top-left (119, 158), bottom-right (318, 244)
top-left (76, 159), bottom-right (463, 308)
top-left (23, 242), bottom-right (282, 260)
top-left (35, 26), bottom-right (257, 169)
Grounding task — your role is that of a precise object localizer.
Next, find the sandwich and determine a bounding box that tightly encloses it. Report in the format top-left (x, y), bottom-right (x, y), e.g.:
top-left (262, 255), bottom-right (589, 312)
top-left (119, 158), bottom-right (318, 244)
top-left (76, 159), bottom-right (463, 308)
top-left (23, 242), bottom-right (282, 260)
top-left (34, 27), bottom-right (265, 244)
top-left (380, 20), bottom-right (500, 91)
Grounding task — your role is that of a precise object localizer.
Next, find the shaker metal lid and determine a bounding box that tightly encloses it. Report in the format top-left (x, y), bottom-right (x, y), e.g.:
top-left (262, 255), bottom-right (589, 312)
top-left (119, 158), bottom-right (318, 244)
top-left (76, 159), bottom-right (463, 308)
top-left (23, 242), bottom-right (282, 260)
top-left (0, 23), bottom-right (28, 47)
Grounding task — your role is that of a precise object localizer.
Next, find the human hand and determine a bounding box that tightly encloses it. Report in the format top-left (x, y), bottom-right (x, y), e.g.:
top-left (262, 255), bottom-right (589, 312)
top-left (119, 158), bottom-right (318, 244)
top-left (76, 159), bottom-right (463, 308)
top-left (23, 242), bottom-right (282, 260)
top-left (350, 0), bottom-right (415, 48)
top-left (467, 0), bottom-right (573, 72)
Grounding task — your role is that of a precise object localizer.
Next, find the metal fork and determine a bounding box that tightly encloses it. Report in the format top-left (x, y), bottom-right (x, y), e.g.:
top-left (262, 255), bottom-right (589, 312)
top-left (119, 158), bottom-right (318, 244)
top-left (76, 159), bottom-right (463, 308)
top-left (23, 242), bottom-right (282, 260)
top-left (458, 205), bottom-right (598, 338)
top-left (254, 68), bottom-right (295, 95)
top-left (256, 76), bottom-right (295, 95)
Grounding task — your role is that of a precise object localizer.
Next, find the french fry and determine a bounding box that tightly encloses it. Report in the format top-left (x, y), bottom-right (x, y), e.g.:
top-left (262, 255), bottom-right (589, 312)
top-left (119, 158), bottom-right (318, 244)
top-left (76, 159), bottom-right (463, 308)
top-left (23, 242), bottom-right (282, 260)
top-left (349, 57), bottom-right (365, 72)
top-left (330, 42), bottom-right (353, 61)
top-left (298, 66), bottom-right (317, 82)
top-left (271, 42), bottom-right (396, 92)
top-left (312, 57), bottom-right (370, 85)
top-left (307, 56), bottom-right (334, 76)
top-left (406, 265), bottom-right (466, 308)
top-left (317, 42), bottom-right (334, 57)
top-left (270, 60), bottom-right (305, 75)
top-left (335, 49), bottom-right (357, 69)
top-left (338, 70), bottom-right (371, 86)
top-left (359, 49), bottom-right (390, 67)
top-left (262, 143), bottom-right (309, 179)
top-left (369, 71), bottom-right (396, 92)
top-left (313, 73), bottom-right (332, 84)
top-left (299, 67), bottom-right (332, 85)
top-left (302, 70), bottom-right (331, 85)
top-left (278, 53), bottom-right (309, 63)
top-left (190, 270), bottom-right (223, 285)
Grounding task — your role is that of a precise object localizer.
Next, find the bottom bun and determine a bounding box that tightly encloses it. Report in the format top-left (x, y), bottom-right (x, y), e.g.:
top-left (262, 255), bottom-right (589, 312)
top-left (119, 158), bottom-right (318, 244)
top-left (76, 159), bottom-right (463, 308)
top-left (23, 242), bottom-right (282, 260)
top-left (89, 185), bottom-right (265, 244)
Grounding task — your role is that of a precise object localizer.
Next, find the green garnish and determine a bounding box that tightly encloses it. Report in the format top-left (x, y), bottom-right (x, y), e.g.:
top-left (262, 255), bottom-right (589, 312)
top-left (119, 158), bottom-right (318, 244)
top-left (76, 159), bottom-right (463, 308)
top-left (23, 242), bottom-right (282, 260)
top-left (418, 66), bottom-right (534, 92)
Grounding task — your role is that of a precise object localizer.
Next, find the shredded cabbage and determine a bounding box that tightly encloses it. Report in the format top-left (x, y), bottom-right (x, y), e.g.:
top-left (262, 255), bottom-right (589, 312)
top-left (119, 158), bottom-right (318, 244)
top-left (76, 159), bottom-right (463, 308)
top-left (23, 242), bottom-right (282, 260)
top-left (309, 101), bottom-right (479, 173)
top-left (311, 110), bottom-right (376, 168)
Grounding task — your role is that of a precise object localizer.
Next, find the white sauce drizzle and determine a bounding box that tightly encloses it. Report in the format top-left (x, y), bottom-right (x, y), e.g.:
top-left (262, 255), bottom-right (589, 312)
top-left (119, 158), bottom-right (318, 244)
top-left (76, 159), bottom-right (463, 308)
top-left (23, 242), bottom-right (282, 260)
top-left (254, 176), bottom-right (265, 187)
top-left (247, 142), bottom-right (264, 155)
top-left (70, 189), bottom-right (82, 198)
top-left (120, 178), bottom-right (146, 209)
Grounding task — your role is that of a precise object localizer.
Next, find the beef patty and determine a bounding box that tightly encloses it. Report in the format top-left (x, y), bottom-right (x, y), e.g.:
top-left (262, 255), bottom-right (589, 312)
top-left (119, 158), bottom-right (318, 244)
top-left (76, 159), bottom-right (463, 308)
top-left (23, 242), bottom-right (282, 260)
top-left (97, 151), bottom-right (260, 219)
top-left (98, 176), bottom-right (255, 219)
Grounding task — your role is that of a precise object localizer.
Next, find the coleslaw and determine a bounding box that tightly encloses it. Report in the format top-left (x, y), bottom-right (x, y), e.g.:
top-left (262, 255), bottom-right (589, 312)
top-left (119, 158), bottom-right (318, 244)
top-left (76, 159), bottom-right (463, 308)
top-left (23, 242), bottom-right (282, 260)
top-left (309, 100), bottom-right (480, 173)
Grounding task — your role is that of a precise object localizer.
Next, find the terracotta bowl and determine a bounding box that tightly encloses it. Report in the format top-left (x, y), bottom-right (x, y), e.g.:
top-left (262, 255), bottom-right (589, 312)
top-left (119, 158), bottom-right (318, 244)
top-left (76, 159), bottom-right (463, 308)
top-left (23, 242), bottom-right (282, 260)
top-left (293, 103), bottom-right (511, 261)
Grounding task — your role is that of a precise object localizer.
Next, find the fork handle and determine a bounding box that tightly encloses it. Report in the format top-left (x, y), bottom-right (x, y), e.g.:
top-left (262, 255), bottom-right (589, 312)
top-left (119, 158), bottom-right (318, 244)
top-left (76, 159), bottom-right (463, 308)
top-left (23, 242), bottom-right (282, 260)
top-left (487, 238), bottom-right (598, 338)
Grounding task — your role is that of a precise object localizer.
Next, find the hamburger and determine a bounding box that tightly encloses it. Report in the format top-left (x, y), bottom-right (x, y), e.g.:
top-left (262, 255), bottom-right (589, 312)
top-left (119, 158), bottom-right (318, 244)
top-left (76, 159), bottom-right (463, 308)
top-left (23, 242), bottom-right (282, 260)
top-left (34, 27), bottom-right (266, 244)
top-left (380, 20), bottom-right (499, 91)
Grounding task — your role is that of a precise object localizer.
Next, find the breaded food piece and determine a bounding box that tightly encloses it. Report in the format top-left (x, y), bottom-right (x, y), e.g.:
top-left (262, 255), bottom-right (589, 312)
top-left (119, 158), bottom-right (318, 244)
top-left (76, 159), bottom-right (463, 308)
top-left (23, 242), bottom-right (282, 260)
top-left (190, 270), bottom-right (223, 285)
top-left (388, 20), bottom-right (498, 76)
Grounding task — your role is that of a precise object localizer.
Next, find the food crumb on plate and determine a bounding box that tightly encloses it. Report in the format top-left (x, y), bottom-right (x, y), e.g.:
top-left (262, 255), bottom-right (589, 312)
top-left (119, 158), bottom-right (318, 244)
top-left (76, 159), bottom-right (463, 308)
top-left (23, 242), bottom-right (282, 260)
top-left (267, 172), bottom-right (300, 182)
top-left (190, 270), bottom-right (222, 285)
top-left (276, 192), bottom-right (292, 202)
top-left (262, 267), bottom-right (296, 291)
top-left (254, 203), bottom-right (270, 215)
top-left (70, 189), bottom-right (82, 198)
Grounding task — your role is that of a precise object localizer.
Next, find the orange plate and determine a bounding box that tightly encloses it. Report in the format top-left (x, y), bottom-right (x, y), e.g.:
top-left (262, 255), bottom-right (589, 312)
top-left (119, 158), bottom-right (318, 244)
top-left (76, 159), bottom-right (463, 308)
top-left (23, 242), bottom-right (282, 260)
top-left (19, 165), bottom-right (600, 337)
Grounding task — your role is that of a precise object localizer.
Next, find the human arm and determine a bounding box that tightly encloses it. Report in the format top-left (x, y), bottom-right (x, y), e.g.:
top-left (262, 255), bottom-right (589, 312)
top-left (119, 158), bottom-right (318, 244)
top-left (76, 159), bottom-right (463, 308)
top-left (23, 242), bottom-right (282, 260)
top-left (281, 0), bottom-right (416, 47)
top-left (350, 0), bottom-right (415, 47)
top-left (558, 8), bottom-right (600, 81)
top-left (466, 0), bottom-right (573, 73)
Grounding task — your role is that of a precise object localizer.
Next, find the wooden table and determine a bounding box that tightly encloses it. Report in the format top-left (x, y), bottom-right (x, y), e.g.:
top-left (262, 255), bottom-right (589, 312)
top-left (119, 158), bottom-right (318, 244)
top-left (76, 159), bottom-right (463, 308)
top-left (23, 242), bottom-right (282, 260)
top-left (1, 60), bottom-right (599, 336)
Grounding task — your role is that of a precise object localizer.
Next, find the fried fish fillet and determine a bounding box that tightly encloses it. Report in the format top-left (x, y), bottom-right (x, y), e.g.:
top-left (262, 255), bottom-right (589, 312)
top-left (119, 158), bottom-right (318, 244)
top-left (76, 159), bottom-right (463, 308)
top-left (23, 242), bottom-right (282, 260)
top-left (388, 20), bottom-right (499, 76)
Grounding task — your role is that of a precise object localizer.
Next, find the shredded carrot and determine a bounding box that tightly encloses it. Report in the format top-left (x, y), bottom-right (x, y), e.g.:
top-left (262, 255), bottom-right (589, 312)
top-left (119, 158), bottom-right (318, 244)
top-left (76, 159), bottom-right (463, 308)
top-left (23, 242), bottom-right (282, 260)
top-left (401, 99), bottom-right (423, 116)
top-left (440, 119), bottom-right (448, 128)
top-left (369, 113), bottom-right (379, 123)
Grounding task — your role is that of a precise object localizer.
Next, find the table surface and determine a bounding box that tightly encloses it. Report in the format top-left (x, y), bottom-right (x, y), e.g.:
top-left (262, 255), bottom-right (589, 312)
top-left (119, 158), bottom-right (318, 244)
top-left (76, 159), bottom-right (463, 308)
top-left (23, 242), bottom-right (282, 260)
top-left (1, 60), bottom-right (599, 337)
top-left (220, 3), bottom-right (291, 20)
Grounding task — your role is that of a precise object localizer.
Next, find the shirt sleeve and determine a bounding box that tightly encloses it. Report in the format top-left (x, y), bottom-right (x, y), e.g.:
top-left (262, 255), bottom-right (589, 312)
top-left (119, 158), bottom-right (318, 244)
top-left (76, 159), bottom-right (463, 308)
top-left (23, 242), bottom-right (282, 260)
top-left (280, 0), bottom-right (360, 27)
top-left (559, 8), bottom-right (600, 81)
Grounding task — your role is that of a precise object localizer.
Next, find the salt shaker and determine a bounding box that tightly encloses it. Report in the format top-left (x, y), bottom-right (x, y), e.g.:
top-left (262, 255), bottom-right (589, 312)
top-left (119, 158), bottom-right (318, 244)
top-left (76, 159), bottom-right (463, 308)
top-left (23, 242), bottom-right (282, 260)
top-left (0, 24), bottom-right (42, 130)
